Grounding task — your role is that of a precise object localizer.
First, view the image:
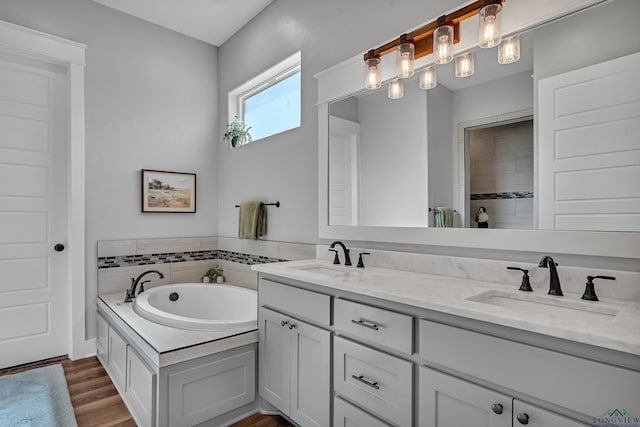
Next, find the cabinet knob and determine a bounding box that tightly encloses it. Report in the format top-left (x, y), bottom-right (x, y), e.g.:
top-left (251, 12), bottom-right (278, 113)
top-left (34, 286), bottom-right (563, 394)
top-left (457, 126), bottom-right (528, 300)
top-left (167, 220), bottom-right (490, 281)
top-left (491, 403), bottom-right (504, 415)
top-left (517, 413), bottom-right (529, 425)
top-left (288, 323), bottom-right (297, 330)
top-left (54, 243), bottom-right (65, 252)
top-left (280, 320), bottom-right (288, 327)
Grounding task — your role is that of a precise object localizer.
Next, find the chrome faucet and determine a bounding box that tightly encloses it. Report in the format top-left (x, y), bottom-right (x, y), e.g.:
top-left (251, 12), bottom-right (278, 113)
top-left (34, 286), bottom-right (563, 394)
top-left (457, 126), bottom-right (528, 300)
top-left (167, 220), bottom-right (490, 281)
top-left (124, 270), bottom-right (164, 302)
top-left (329, 241), bottom-right (352, 266)
top-left (538, 256), bottom-right (563, 296)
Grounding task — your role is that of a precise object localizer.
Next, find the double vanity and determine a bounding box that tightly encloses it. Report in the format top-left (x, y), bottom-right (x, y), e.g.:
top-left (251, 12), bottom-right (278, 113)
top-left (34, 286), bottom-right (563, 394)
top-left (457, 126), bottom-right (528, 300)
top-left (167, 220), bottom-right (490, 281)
top-left (254, 258), bottom-right (640, 427)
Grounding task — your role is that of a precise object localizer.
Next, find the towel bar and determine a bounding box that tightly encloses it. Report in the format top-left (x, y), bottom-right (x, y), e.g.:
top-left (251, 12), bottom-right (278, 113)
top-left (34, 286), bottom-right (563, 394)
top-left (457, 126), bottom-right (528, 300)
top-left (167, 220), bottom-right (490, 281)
top-left (235, 201), bottom-right (280, 208)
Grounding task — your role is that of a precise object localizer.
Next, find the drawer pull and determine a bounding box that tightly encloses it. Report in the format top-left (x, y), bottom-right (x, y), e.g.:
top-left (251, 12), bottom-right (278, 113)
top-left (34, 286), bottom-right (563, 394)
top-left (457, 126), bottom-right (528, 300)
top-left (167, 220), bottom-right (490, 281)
top-left (351, 319), bottom-right (379, 330)
top-left (351, 374), bottom-right (380, 390)
top-left (280, 320), bottom-right (288, 327)
top-left (288, 322), bottom-right (297, 330)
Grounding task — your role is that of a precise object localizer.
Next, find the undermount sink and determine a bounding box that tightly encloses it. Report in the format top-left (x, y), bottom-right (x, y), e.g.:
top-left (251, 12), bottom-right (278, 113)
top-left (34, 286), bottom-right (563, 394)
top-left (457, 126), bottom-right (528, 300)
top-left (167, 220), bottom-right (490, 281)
top-left (292, 263), bottom-right (352, 276)
top-left (466, 290), bottom-right (620, 322)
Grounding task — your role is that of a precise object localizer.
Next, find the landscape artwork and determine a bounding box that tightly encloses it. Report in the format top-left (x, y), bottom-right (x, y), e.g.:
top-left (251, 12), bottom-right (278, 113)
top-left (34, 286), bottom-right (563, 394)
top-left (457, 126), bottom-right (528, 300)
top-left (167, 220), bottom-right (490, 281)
top-left (141, 169), bottom-right (196, 212)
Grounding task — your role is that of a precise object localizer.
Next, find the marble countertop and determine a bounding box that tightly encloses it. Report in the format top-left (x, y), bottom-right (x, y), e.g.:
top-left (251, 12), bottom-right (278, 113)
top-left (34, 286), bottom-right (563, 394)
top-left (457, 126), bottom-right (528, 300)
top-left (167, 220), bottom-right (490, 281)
top-left (253, 259), bottom-right (640, 357)
top-left (99, 293), bottom-right (257, 367)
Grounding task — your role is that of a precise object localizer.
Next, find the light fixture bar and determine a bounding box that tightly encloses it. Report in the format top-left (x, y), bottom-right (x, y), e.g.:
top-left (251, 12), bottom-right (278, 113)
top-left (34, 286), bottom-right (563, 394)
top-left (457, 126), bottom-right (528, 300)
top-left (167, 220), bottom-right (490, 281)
top-left (364, 0), bottom-right (503, 61)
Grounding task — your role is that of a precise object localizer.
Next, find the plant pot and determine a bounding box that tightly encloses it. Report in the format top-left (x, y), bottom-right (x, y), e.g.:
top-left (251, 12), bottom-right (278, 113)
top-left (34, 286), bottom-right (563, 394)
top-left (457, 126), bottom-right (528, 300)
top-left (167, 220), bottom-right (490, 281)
top-left (231, 136), bottom-right (239, 148)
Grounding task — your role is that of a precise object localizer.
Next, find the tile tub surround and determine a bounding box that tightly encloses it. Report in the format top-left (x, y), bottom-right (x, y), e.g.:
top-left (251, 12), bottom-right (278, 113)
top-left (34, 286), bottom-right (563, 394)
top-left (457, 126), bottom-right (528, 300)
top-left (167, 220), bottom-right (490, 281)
top-left (316, 245), bottom-right (640, 303)
top-left (97, 237), bottom-right (316, 293)
top-left (253, 259), bottom-right (640, 356)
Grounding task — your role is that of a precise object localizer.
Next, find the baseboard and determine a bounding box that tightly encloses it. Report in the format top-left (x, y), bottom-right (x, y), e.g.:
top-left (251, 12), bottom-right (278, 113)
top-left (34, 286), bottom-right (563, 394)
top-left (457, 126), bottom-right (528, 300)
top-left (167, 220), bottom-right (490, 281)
top-left (71, 338), bottom-right (96, 360)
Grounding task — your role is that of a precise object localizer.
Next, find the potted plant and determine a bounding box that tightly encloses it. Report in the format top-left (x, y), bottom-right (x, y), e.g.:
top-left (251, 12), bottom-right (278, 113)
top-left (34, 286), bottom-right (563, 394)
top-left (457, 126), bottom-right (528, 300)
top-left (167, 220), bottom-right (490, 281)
top-left (203, 266), bottom-right (224, 283)
top-left (224, 117), bottom-right (252, 148)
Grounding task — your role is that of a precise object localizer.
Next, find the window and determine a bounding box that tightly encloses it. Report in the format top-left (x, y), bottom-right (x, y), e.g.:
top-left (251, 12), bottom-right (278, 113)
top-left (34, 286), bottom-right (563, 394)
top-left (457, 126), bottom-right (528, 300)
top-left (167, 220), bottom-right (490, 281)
top-left (228, 51), bottom-right (301, 144)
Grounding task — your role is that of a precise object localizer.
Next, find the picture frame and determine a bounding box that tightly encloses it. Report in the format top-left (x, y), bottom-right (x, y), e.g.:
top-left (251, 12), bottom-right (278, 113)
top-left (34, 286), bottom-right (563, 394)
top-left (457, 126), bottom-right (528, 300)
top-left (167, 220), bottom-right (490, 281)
top-left (141, 169), bottom-right (196, 213)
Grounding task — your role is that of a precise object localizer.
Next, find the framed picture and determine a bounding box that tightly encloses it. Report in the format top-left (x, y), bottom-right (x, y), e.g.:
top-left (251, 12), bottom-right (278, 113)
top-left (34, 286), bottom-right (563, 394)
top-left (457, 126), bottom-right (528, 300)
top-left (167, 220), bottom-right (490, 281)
top-left (141, 169), bottom-right (196, 213)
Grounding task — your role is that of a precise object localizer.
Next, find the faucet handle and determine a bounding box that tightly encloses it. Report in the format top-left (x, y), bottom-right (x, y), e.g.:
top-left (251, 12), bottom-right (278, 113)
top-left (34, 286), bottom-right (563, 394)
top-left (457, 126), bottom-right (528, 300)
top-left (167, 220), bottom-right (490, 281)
top-left (357, 252), bottom-right (371, 268)
top-left (582, 275), bottom-right (615, 301)
top-left (328, 249), bottom-right (340, 265)
top-left (507, 267), bottom-right (532, 292)
top-left (124, 288), bottom-right (133, 303)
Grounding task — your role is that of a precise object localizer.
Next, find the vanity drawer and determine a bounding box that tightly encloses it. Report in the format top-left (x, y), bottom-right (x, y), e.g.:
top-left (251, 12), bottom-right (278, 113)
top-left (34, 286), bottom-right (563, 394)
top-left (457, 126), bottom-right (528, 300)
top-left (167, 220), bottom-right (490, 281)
top-left (334, 396), bottom-right (391, 427)
top-left (334, 298), bottom-right (413, 354)
top-left (334, 336), bottom-right (413, 427)
top-left (419, 319), bottom-right (640, 417)
top-left (259, 278), bottom-right (330, 326)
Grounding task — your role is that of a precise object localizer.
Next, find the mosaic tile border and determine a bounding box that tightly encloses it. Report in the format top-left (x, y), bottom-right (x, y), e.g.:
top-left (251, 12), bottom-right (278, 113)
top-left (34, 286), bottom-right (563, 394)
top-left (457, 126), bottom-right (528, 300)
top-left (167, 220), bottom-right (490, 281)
top-left (470, 191), bottom-right (534, 200)
top-left (98, 249), bottom-right (283, 269)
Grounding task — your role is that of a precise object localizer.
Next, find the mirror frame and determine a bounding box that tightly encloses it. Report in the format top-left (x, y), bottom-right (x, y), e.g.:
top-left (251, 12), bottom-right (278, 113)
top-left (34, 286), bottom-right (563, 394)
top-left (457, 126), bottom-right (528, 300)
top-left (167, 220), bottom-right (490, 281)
top-left (316, 0), bottom-right (640, 259)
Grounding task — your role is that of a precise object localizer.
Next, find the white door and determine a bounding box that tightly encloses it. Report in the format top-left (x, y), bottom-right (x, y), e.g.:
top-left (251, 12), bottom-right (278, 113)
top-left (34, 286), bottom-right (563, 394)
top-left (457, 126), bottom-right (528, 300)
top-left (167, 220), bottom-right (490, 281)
top-left (538, 52), bottom-right (640, 231)
top-left (0, 51), bottom-right (69, 369)
top-left (329, 116), bottom-right (359, 225)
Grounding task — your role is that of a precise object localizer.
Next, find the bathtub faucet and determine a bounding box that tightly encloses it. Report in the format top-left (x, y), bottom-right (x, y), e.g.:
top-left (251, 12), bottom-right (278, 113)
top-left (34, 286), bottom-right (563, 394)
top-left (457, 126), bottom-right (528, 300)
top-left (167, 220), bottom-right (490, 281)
top-left (124, 270), bottom-right (165, 303)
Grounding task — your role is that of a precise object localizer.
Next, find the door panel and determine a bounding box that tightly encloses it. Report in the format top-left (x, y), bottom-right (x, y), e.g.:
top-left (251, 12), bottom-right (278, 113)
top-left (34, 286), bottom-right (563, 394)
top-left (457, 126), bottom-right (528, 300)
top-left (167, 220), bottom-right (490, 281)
top-left (258, 307), bottom-right (291, 414)
top-left (0, 54), bottom-right (68, 369)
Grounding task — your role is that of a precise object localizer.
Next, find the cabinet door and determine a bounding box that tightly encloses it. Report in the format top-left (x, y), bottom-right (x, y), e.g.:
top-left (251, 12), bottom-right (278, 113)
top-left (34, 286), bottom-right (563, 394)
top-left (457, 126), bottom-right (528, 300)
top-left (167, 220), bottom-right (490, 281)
top-left (96, 312), bottom-right (108, 364)
top-left (513, 400), bottom-right (589, 427)
top-left (334, 396), bottom-right (391, 427)
top-left (419, 366), bottom-right (511, 427)
top-left (289, 318), bottom-right (330, 427)
top-left (109, 325), bottom-right (128, 392)
top-left (258, 307), bottom-right (291, 414)
top-left (126, 347), bottom-right (155, 427)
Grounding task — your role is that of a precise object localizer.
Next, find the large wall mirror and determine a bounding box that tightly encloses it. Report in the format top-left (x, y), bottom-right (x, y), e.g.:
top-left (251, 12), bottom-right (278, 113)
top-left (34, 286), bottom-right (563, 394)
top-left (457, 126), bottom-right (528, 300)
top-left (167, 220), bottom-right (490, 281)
top-left (317, 0), bottom-right (640, 258)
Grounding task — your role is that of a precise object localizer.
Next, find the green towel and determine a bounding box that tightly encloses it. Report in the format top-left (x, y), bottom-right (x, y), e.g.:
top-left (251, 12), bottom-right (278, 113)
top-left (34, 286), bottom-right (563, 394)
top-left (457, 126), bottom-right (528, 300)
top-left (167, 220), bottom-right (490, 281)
top-left (434, 207), bottom-right (453, 228)
top-left (238, 201), bottom-right (267, 239)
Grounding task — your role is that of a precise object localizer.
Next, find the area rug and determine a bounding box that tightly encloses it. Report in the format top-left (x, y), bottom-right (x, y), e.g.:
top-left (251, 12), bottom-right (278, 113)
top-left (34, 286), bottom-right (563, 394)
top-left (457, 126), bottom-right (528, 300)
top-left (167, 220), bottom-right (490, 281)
top-left (0, 364), bottom-right (77, 427)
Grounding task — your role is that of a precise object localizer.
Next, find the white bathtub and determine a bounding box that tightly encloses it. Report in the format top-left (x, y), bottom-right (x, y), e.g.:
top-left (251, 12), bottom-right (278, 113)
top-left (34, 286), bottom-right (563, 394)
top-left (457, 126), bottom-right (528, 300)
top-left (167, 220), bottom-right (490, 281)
top-left (133, 283), bottom-right (257, 331)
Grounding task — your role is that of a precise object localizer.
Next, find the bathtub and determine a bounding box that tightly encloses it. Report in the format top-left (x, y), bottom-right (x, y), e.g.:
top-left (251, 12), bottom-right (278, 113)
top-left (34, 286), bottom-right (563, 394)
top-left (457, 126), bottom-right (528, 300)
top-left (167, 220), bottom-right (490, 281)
top-left (133, 283), bottom-right (257, 331)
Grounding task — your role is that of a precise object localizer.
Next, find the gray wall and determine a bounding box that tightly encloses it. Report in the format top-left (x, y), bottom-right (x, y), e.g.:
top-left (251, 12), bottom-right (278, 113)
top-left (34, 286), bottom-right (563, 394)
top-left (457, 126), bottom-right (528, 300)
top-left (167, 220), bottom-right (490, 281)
top-left (0, 0), bottom-right (218, 339)
top-left (534, 0), bottom-right (640, 79)
top-left (216, 0), bottom-right (468, 243)
top-left (358, 86), bottom-right (428, 227)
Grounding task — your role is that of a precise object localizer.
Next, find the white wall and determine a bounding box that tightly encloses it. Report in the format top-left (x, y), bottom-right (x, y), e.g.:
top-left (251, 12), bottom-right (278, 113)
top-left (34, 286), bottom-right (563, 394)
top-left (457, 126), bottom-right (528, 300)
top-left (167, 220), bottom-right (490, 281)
top-left (358, 86), bottom-right (428, 227)
top-left (0, 0), bottom-right (218, 339)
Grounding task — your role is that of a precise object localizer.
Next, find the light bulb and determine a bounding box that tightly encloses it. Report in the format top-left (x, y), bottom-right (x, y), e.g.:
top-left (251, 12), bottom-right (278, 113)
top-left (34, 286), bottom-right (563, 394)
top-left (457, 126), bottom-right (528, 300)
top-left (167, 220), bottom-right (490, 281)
top-left (388, 78), bottom-right (404, 99)
top-left (478, 3), bottom-right (502, 48)
top-left (364, 57), bottom-right (381, 89)
top-left (434, 24), bottom-right (454, 64)
top-left (396, 42), bottom-right (415, 78)
top-left (498, 34), bottom-right (520, 64)
top-left (455, 52), bottom-right (474, 78)
top-left (419, 66), bottom-right (437, 90)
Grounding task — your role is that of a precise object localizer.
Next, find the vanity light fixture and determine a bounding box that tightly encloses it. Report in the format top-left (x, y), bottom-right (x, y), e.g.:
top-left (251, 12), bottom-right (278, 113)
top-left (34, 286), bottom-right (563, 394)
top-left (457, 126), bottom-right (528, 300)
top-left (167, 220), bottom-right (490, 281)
top-left (498, 34), bottom-right (520, 64)
top-left (478, 2), bottom-right (502, 48)
top-left (388, 78), bottom-right (404, 99)
top-left (396, 35), bottom-right (416, 78)
top-left (365, 53), bottom-right (382, 89)
top-left (363, 0), bottom-right (503, 89)
top-left (455, 52), bottom-right (475, 77)
top-left (419, 66), bottom-right (437, 90)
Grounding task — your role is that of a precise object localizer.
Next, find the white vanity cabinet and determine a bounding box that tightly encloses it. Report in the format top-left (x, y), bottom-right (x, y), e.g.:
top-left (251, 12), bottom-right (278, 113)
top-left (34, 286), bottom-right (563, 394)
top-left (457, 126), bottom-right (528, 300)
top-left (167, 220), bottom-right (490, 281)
top-left (258, 279), bottom-right (331, 427)
top-left (419, 366), bottom-right (589, 427)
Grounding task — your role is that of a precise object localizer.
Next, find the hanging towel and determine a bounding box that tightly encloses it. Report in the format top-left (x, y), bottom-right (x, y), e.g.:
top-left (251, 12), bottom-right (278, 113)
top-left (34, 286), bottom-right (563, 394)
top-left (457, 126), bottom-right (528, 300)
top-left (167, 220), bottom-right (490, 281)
top-left (434, 207), bottom-right (453, 228)
top-left (238, 201), bottom-right (267, 239)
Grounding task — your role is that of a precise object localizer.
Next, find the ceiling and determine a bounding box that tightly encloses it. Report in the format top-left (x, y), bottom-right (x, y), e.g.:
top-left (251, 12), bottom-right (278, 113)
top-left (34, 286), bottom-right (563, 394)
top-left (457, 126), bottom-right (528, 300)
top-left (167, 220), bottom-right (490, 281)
top-left (92, 0), bottom-right (273, 46)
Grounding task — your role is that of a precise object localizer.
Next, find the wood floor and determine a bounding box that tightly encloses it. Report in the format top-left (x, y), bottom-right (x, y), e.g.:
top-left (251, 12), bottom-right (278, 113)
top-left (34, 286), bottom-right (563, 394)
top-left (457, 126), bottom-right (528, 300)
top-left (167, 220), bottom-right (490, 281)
top-left (1, 356), bottom-right (294, 427)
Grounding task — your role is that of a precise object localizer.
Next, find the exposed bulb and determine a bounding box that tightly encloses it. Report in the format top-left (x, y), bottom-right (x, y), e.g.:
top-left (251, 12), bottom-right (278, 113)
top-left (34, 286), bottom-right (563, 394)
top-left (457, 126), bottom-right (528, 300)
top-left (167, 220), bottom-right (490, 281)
top-left (419, 66), bottom-right (437, 90)
top-left (455, 52), bottom-right (474, 78)
top-left (388, 78), bottom-right (404, 99)
top-left (498, 34), bottom-right (520, 64)
top-left (364, 57), bottom-right (381, 89)
top-left (478, 3), bottom-right (502, 48)
top-left (396, 42), bottom-right (415, 78)
top-left (434, 25), bottom-right (454, 64)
